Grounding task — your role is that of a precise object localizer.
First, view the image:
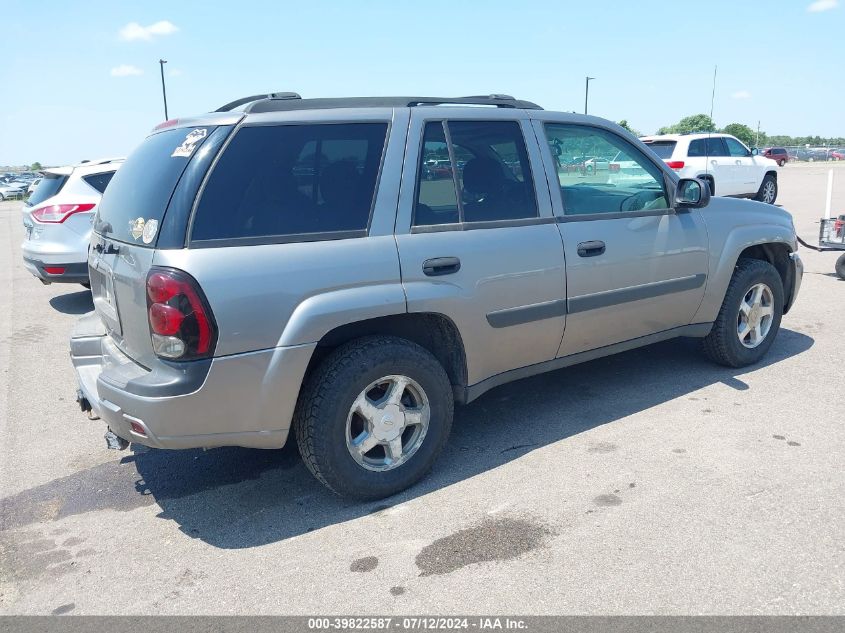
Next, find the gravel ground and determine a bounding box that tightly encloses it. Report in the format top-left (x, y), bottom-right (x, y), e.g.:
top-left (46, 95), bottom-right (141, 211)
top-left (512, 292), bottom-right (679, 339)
top-left (0, 162), bottom-right (843, 615)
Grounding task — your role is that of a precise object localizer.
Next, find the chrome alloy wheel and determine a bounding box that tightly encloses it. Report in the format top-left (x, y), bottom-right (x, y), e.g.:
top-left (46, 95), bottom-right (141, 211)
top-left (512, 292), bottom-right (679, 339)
top-left (345, 375), bottom-right (431, 472)
top-left (762, 180), bottom-right (776, 204)
top-left (737, 283), bottom-right (774, 349)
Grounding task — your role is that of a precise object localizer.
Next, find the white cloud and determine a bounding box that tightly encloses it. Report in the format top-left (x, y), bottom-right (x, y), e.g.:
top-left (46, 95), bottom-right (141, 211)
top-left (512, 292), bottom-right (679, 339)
top-left (732, 90), bottom-right (751, 100)
top-left (168, 68), bottom-right (183, 77)
top-left (110, 64), bottom-right (144, 77)
top-left (807, 0), bottom-right (838, 12)
top-left (119, 20), bottom-right (179, 42)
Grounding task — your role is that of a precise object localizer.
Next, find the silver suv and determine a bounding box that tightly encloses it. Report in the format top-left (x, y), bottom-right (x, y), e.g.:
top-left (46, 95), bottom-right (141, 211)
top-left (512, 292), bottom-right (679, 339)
top-left (71, 94), bottom-right (803, 499)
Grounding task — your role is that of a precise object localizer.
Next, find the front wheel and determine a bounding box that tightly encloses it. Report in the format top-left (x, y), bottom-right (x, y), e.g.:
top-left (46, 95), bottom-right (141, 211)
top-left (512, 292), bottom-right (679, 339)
top-left (702, 258), bottom-right (784, 367)
top-left (294, 336), bottom-right (453, 499)
top-left (755, 174), bottom-right (778, 204)
top-left (836, 253), bottom-right (845, 280)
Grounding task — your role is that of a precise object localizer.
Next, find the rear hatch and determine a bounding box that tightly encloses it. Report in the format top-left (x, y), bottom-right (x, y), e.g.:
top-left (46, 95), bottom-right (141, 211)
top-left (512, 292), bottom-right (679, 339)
top-left (89, 123), bottom-right (233, 368)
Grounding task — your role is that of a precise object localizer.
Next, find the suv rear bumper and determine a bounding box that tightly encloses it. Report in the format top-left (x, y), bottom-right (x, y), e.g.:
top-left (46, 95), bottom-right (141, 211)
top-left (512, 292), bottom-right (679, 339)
top-left (23, 256), bottom-right (89, 284)
top-left (70, 312), bottom-right (315, 450)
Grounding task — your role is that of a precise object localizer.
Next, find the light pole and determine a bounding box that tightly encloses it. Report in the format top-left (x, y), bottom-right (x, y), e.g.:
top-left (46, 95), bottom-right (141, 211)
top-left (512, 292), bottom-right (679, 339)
top-left (584, 76), bottom-right (595, 115)
top-left (158, 59), bottom-right (169, 120)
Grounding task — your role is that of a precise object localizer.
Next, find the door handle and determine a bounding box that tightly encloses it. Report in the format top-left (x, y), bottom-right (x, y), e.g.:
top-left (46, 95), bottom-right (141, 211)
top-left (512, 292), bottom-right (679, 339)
top-left (710, 160), bottom-right (718, 166)
top-left (577, 240), bottom-right (606, 257)
top-left (735, 160), bottom-right (742, 165)
top-left (423, 257), bottom-right (461, 276)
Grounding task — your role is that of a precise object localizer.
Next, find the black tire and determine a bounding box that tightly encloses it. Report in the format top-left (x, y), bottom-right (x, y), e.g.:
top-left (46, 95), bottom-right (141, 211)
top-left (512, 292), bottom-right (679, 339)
top-left (702, 258), bottom-right (784, 368)
top-left (294, 335), bottom-right (454, 499)
top-left (755, 174), bottom-right (778, 204)
top-left (778, 159), bottom-right (786, 167)
top-left (701, 177), bottom-right (714, 196)
top-left (80, 282), bottom-right (91, 289)
top-left (836, 253), bottom-right (845, 281)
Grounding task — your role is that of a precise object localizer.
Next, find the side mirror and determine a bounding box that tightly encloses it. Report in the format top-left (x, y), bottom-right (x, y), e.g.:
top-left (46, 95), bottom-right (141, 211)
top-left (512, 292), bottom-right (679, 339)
top-left (675, 178), bottom-right (711, 209)
top-left (751, 148), bottom-right (759, 156)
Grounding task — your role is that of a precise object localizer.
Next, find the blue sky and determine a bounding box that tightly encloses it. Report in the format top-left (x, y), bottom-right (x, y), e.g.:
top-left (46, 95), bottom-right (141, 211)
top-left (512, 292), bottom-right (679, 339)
top-left (1, 0), bottom-right (842, 165)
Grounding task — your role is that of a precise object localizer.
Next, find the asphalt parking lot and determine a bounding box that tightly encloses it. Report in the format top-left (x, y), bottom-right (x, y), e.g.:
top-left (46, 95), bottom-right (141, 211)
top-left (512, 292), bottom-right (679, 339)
top-left (1, 163), bottom-right (843, 616)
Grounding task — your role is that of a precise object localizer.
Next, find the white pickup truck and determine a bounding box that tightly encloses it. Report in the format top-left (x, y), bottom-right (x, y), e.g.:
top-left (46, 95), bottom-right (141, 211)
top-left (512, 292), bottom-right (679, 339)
top-left (641, 133), bottom-right (780, 204)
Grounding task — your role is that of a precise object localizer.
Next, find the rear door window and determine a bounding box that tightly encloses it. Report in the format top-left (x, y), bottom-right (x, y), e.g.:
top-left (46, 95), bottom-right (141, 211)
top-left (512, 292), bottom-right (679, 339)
top-left (190, 123), bottom-right (388, 244)
top-left (26, 173), bottom-right (67, 207)
top-left (94, 127), bottom-right (217, 245)
top-left (83, 171), bottom-right (116, 194)
top-left (413, 120), bottom-right (537, 226)
top-left (688, 138), bottom-right (728, 157)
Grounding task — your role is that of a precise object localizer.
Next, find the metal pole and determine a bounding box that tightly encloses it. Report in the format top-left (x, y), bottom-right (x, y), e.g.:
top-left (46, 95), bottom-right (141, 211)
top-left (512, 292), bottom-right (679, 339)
top-left (584, 77), bottom-right (594, 115)
top-left (756, 121), bottom-right (760, 148)
top-left (159, 59), bottom-right (169, 120)
top-left (825, 169), bottom-right (833, 220)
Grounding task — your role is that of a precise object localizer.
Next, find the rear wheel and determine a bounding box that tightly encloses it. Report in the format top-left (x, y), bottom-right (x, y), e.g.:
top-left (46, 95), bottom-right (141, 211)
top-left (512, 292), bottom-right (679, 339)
top-left (778, 159), bottom-right (786, 167)
top-left (755, 174), bottom-right (778, 204)
top-left (294, 336), bottom-right (453, 499)
top-left (836, 253), bottom-right (845, 280)
top-left (702, 258), bottom-right (784, 367)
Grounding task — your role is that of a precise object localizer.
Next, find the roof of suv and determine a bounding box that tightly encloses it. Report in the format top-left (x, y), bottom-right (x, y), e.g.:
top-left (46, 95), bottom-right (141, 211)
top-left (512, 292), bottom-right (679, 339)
top-left (640, 133), bottom-right (731, 142)
top-left (42, 157), bottom-right (125, 177)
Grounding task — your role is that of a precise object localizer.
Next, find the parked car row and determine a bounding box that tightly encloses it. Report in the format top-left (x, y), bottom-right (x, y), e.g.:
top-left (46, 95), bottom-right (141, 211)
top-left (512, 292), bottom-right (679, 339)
top-left (0, 172), bottom-right (38, 200)
top-left (46, 93), bottom-right (801, 500)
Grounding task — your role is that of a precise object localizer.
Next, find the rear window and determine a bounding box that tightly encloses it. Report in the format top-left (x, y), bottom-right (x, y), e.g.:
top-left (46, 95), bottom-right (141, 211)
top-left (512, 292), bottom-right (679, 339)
top-left (644, 141), bottom-right (676, 159)
top-left (190, 122), bottom-right (388, 244)
top-left (94, 127), bottom-right (216, 244)
top-left (83, 171), bottom-right (116, 194)
top-left (26, 173), bottom-right (67, 207)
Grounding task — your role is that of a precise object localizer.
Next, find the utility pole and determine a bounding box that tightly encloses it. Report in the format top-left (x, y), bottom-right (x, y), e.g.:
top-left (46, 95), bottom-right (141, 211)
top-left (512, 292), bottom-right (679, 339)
top-left (159, 59), bottom-right (169, 120)
top-left (756, 120), bottom-right (761, 148)
top-left (584, 76), bottom-right (595, 115)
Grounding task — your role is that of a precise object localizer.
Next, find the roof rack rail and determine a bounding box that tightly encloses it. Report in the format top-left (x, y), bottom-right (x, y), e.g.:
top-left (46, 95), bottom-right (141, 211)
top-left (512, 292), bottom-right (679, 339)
top-left (215, 92), bottom-right (301, 112)
top-left (239, 94), bottom-right (542, 113)
top-left (408, 95), bottom-right (542, 109)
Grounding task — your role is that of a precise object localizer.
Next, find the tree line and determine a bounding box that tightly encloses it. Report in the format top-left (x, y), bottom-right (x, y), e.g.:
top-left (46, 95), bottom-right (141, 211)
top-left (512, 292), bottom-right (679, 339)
top-left (621, 114), bottom-right (844, 148)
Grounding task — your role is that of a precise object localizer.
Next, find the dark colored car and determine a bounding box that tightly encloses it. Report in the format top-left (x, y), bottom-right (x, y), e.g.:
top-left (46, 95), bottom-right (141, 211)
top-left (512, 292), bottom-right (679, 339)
top-left (761, 147), bottom-right (789, 167)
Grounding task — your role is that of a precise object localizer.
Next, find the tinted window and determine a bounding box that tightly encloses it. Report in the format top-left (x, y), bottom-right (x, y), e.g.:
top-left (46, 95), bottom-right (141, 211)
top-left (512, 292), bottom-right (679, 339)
top-left (83, 171), bottom-right (116, 194)
top-left (26, 173), bottom-right (67, 207)
top-left (191, 123), bottom-right (387, 242)
top-left (95, 127), bottom-right (216, 244)
top-left (644, 141), bottom-right (676, 159)
top-left (725, 137), bottom-right (749, 157)
top-left (544, 123), bottom-right (669, 216)
top-left (688, 138), bottom-right (728, 157)
top-left (415, 122), bottom-right (460, 226)
top-left (413, 120), bottom-right (537, 226)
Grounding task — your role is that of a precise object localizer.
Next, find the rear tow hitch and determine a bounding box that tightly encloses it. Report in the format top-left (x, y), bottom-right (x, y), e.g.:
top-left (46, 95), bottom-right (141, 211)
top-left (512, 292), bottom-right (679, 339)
top-left (76, 389), bottom-right (100, 420)
top-left (104, 429), bottom-right (129, 451)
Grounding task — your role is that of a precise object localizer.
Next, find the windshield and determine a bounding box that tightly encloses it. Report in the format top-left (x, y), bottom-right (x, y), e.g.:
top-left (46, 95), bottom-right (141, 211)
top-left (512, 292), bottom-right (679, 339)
top-left (26, 173), bottom-right (67, 207)
top-left (643, 141), bottom-right (676, 159)
top-left (94, 126), bottom-right (217, 245)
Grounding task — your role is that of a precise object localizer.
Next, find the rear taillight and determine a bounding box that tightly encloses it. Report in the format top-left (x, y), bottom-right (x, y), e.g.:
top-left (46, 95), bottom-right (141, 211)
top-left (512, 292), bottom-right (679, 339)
top-left (666, 161), bottom-right (685, 170)
top-left (31, 203), bottom-right (96, 223)
top-left (145, 268), bottom-right (217, 360)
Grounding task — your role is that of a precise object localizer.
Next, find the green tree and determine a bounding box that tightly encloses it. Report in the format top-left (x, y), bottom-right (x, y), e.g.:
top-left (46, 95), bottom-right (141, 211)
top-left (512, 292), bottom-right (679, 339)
top-left (657, 114), bottom-right (716, 135)
top-left (721, 123), bottom-right (755, 147)
top-left (30, 161), bottom-right (42, 170)
top-left (617, 120), bottom-right (640, 137)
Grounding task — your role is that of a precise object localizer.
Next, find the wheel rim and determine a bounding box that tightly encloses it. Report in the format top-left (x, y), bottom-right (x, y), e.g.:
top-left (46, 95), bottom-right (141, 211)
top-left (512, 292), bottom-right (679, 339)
top-left (345, 374), bottom-right (430, 472)
top-left (762, 181), bottom-right (776, 203)
top-left (737, 283), bottom-right (775, 349)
